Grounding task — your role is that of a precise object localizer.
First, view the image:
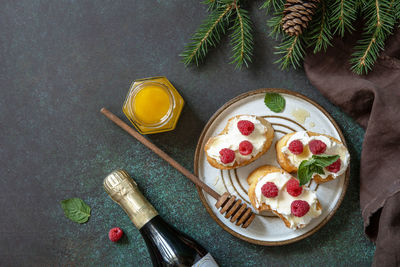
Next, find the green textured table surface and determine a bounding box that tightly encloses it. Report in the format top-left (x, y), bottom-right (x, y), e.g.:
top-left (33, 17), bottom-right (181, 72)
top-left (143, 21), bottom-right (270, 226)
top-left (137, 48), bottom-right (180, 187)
top-left (0, 0), bottom-right (375, 266)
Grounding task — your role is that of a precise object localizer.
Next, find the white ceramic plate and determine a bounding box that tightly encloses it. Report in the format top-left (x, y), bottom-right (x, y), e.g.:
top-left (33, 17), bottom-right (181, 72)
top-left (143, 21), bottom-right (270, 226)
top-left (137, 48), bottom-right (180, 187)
top-left (194, 89), bottom-right (349, 245)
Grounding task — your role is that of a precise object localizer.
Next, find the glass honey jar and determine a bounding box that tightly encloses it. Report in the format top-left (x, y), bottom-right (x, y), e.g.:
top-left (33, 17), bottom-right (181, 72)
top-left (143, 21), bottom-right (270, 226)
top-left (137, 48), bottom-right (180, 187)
top-left (123, 76), bottom-right (184, 134)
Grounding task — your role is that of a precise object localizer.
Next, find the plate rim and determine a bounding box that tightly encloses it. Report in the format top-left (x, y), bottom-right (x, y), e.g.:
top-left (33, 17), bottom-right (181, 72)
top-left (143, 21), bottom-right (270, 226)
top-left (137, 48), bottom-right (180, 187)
top-left (194, 88), bottom-right (350, 246)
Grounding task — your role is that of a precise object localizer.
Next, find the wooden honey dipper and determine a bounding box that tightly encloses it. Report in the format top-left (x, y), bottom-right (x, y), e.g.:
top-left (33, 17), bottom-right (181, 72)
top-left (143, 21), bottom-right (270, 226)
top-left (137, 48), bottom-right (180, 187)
top-left (100, 108), bottom-right (255, 228)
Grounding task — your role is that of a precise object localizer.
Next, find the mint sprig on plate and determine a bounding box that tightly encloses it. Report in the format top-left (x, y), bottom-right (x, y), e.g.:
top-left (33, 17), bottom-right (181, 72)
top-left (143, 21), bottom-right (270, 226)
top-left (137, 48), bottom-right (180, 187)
top-left (298, 155), bottom-right (340, 185)
top-left (264, 92), bottom-right (285, 113)
top-left (61, 198), bottom-right (91, 224)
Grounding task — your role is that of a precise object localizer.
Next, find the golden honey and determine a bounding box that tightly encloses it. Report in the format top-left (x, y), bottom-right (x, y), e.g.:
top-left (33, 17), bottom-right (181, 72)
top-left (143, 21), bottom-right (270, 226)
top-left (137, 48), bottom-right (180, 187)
top-left (123, 77), bottom-right (184, 134)
top-left (133, 85), bottom-right (171, 125)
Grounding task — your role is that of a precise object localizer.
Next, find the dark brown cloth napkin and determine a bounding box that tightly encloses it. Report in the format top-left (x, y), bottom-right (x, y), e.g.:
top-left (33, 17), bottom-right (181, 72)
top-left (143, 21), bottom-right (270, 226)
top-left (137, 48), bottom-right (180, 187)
top-left (304, 27), bottom-right (400, 266)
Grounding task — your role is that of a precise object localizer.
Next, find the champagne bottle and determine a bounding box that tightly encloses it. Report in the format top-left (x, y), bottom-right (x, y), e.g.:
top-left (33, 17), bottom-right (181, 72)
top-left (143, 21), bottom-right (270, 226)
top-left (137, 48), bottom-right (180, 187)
top-left (103, 170), bottom-right (219, 267)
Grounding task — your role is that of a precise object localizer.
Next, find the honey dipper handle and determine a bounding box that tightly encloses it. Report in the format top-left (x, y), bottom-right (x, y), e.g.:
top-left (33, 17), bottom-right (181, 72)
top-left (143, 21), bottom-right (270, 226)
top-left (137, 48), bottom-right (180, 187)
top-left (100, 108), bottom-right (221, 200)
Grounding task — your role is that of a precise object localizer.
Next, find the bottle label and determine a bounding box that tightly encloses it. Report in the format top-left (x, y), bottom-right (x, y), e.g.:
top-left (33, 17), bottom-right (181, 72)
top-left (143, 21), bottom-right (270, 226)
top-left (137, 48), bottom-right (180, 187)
top-left (192, 253), bottom-right (219, 267)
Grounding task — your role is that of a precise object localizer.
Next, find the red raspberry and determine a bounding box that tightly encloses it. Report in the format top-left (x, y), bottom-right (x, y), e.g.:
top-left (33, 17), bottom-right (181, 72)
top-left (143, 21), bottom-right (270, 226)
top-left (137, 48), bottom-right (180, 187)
top-left (309, 140), bottom-right (327, 155)
top-left (239, 141), bottom-right (253, 155)
top-left (326, 158), bottom-right (341, 173)
top-left (219, 148), bottom-right (235, 164)
top-left (109, 227), bottom-right (124, 242)
top-left (286, 178), bottom-right (303, 197)
top-left (261, 182), bottom-right (279, 198)
top-left (237, 120), bottom-right (255, 136)
top-left (291, 200), bottom-right (310, 217)
top-left (288, 140), bottom-right (304, 155)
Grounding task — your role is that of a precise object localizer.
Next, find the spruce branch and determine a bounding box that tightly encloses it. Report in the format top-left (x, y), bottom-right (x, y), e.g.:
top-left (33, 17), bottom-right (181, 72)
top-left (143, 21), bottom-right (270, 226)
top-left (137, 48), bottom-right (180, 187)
top-left (203, 0), bottom-right (235, 10)
top-left (275, 35), bottom-right (306, 69)
top-left (355, 0), bottom-right (363, 11)
top-left (267, 9), bottom-right (285, 39)
top-left (182, 0), bottom-right (399, 74)
top-left (330, 0), bottom-right (357, 36)
top-left (230, 6), bottom-right (254, 68)
top-left (350, 0), bottom-right (395, 74)
top-left (389, 0), bottom-right (395, 9)
top-left (306, 0), bottom-right (333, 53)
top-left (180, 5), bottom-right (233, 66)
top-left (203, 0), bottom-right (218, 11)
top-left (393, 0), bottom-right (400, 20)
top-left (260, 0), bottom-right (285, 13)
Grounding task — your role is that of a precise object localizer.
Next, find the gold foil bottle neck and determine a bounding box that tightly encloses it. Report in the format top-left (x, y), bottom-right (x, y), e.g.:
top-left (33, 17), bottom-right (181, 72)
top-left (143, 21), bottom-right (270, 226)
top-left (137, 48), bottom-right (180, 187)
top-left (103, 170), bottom-right (158, 229)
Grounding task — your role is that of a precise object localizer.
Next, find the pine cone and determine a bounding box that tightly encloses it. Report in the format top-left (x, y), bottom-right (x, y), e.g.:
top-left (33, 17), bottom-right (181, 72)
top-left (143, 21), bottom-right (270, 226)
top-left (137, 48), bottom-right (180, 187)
top-left (282, 0), bottom-right (320, 36)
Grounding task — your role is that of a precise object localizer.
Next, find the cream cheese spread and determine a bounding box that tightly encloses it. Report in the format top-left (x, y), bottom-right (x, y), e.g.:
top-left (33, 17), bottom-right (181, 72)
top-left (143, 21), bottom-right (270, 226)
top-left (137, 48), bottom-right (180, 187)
top-left (206, 115), bottom-right (268, 166)
top-left (255, 171), bottom-right (321, 229)
top-left (282, 131), bottom-right (350, 179)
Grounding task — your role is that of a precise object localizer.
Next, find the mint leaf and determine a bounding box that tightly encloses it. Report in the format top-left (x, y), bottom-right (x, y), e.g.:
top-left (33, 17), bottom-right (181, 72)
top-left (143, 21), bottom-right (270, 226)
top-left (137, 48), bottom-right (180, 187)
top-left (264, 92), bottom-right (285, 113)
top-left (302, 157), bottom-right (316, 167)
top-left (312, 155), bottom-right (340, 167)
top-left (61, 198), bottom-right (91, 224)
top-left (297, 154), bottom-right (340, 185)
top-left (298, 160), bottom-right (313, 186)
top-left (310, 165), bottom-right (324, 175)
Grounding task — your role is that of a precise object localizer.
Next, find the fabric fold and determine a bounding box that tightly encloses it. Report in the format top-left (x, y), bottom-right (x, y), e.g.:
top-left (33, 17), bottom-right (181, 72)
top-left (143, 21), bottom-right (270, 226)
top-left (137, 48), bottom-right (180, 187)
top-left (304, 26), bottom-right (400, 266)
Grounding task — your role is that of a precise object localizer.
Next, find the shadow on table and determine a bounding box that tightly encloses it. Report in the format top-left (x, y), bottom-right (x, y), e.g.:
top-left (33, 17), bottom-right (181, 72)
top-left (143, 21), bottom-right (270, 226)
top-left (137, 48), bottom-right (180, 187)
top-left (146, 102), bottom-right (205, 171)
top-left (117, 233), bottom-right (130, 246)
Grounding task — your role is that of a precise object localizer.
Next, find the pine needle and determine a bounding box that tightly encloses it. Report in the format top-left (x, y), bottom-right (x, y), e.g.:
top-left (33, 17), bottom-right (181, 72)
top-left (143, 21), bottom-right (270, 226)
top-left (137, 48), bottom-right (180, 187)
top-left (267, 8), bottom-right (284, 39)
top-left (275, 35), bottom-right (306, 70)
top-left (350, 0), bottom-right (395, 74)
top-left (230, 6), bottom-right (253, 68)
top-left (260, 0), bottom-right (285, 13)
top-left (203, 0), bottom-right (219, 11)
top-left (329, 0), bottom-right (357, 36)
top-left (182, 0), bottom-right (399, 74)
top-left (355, 0), bottom-right (363, 11)
top-left (180, 5), bottom-right (233, 66)
top-left (306, 0), bottom-right (333, 53)
top-left (392, 0), bottom-right (400, 20)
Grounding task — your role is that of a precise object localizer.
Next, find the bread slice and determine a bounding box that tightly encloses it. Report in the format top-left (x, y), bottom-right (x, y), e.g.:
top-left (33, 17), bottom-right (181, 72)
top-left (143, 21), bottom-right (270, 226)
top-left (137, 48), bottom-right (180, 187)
top-left (276, 131), bottom-right (345, 184)
top-left (247, 165), bottom-right (322, 229)
top-left (204, 115), bottom-right (274, 170)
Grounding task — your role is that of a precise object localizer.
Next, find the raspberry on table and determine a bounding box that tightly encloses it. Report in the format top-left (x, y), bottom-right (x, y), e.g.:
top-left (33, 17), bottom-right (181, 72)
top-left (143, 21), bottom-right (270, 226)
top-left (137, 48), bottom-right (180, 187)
top-left (291, 200), bottom-right (310, 217)
top-left (109, 227), bottom-right (124, 242)
top-left (239, 140), bottom-right (253, 155)
top-left (286, 178), bottom-right (303, 197)
top-left (326, 158), bottom-right (341, 173)
top-left (261, 182), bottom-right (279, 198)
top-left (288, 140), bottom-right (304, 155)
top-left (309, 140), bottom-right (327, 155)
top-left (219, 148), bottom-right (235, 164)
top-left (237, 120), bottom-right (255, 136)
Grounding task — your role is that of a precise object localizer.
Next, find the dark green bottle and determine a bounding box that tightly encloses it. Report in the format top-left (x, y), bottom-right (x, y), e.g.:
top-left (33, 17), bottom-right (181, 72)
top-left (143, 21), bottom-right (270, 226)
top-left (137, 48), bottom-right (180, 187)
top-left (104, 170), bottom-right (219, 267)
